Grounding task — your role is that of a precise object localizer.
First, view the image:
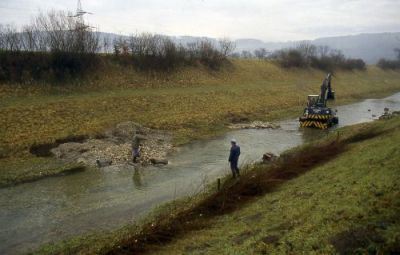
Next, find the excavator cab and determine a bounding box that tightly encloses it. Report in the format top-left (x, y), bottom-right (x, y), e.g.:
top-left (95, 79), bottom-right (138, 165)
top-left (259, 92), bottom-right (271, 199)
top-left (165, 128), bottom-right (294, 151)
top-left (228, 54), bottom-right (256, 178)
top-left (307, 95), bottom-right (320, 107)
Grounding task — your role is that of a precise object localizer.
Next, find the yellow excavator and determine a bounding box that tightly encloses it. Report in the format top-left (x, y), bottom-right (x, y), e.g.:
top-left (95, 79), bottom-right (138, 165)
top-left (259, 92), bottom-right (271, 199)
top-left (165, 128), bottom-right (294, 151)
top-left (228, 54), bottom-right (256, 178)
top-left (299, 73), bottom-right (338, 129)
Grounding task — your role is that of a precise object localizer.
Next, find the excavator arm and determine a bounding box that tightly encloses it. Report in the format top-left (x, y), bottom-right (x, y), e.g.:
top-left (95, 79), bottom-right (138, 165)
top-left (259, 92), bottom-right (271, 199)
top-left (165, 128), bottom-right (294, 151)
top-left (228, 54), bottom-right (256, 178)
top-left (318, 73), bottom-right (334, 106)
top-left (326, 73), bottom-right (335, 100)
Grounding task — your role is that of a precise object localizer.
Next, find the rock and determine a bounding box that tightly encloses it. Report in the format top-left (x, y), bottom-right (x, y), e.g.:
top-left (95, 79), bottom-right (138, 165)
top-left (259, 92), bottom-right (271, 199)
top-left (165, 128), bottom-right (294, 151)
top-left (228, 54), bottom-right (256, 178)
top-left (77, 157), bottom-right (89, 165)
top-left (96, 159), bottom-right (112, 168)
top-left (378, 109), bottom-right (400, 120)
top-left (262, 152), bottom-right (278, 163)
top-left (229, 121), bottom-right (280, 130)
top-left (379, 114), bottom-right (392, 120)
top-left (150, 158), bottom-right (169, 165)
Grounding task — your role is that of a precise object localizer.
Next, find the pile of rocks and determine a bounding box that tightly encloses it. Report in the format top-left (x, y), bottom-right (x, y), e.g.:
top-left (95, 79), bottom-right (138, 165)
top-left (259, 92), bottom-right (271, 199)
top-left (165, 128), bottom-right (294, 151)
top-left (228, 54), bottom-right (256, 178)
top-left (262, 152), bottom-right (279, 164)
top-left (50, 121), bottom-right (172, 168)
top-left (378, 108), bottom-right (400, 120)
top-left (229, 121), bottom-right (280, 130)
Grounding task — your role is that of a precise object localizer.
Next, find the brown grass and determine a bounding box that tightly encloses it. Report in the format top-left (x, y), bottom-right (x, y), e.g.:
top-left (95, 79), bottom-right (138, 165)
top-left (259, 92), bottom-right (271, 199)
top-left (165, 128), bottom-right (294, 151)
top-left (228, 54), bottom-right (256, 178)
top-left (1, 60), bottom-right (400, 161)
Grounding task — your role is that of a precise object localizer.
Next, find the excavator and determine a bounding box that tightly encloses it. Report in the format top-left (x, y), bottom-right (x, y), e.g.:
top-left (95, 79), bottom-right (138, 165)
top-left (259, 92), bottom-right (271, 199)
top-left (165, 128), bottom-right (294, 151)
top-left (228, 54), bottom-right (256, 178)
top-left (299, 73), bottom-right (339, 129)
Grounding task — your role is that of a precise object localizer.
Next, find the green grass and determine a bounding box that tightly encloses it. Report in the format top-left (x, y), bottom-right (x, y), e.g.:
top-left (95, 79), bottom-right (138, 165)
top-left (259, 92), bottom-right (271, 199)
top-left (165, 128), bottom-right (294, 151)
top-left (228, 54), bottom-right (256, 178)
top-left (35, 117), bottom-right (400, 255)
top-left (150, 118), bottom-right (400, 255)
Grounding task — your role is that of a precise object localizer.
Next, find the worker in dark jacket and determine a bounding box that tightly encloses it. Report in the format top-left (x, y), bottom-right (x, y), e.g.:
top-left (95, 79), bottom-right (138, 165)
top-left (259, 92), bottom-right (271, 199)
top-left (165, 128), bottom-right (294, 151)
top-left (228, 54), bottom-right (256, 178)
top-left (132, 131), bottom-right (146, 163)
top-left (228, 139), bottom-right (241, 178)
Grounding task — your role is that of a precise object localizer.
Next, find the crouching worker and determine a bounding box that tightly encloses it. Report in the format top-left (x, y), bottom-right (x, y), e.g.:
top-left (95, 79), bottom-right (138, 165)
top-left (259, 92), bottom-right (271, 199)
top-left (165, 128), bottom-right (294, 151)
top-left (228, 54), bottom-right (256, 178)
top-left (228, 139), bottom-right (241, 178)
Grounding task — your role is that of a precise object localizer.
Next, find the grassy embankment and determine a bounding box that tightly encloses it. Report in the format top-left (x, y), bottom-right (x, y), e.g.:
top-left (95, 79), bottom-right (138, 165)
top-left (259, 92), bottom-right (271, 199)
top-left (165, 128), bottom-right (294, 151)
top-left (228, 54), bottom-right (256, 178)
top-left (1, 59), bottom-right (400, 186)
top-left (36, 113), bottom-right (400, 254)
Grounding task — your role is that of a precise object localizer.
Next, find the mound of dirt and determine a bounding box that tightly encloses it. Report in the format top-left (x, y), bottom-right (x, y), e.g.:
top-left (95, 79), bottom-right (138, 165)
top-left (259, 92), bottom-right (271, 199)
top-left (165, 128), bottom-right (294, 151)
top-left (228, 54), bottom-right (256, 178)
top-left (50, 121), bottom-right (173, 167)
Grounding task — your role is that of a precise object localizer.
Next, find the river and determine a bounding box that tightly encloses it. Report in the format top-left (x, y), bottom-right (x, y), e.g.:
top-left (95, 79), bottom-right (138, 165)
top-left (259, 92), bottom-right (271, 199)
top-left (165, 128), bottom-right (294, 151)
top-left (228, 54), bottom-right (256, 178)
top-left (1, 92), bottom-right (400, 254)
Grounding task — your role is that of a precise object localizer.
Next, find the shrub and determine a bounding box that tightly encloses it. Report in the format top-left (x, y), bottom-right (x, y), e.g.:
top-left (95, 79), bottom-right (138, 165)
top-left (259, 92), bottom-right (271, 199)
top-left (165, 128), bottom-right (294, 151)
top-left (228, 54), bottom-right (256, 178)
top-left (0, 10), bottom-right (101, 83)
top-left (274, 49), bottom-right (307, 68)
top-left (113, 34), bottom-right (229, 72)
top-left (0, 51), bottom-right (100, 82)
top-left (274, 44), bottom-right (366, 71)
top-left (377, 58), bottom-right (400, 70)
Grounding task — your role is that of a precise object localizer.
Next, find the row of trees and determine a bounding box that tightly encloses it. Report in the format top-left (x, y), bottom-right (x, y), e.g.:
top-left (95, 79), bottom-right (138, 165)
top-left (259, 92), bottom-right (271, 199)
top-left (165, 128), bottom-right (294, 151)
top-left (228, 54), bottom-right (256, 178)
top-left (0, 11), bottom-right (100, 82)
top-left (111, 34), bottom-right (235, 71)
top-left (0, 11), bottom-right (100, 53)
top-left (0, 10), bottom-right (236, 81)
top-left (230, 43), bottom-right (366, 71)
top-left (271, 43), bottom-right (366, 71)
top-left (377, 49), bottom-right (400, 70)
top-left (1, 10), bottom-right (397, 83)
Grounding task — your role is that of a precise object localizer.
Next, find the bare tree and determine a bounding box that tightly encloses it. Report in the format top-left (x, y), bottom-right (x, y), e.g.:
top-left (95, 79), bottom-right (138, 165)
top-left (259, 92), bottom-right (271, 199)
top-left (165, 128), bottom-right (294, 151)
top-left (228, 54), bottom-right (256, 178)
top-left (102, 35), bottom-right (111, 53)
top-left (394, 48), bottom-right (400, 60)
top-left (32, 10), bottom-right (99, 54)
top-left (218, 38), bottom-right (236, 57)
top-left (1, 24), bottom-right (21, 51)
top-left (20, 25), bottom-right (39, 51)
top-left (254, 48), bottom-right (269, 59)
top-left (113, 36), bottom-right (129, 56)
top-left (317, 45), bottom-right (330, 58)
top-left (329, 49), bottom-right (345, 64)
top-left (241, 50), bottom-right (253, 59)
top-left (296, 42), bottom-right (317, 62)
top-left (0, 24), bottom-right (5, 50)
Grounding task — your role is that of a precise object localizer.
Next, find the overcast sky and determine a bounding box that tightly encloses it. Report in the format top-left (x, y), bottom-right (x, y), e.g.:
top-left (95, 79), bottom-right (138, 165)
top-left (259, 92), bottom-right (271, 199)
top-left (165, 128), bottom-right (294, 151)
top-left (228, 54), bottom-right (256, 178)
top-left (0, 0), bottom-right (399, 41)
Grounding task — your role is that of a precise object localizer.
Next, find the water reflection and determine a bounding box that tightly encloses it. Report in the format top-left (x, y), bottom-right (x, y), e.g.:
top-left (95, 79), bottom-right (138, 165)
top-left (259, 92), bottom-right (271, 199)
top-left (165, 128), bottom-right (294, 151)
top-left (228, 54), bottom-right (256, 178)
top-left (132, 169), bottom-right (143, 189)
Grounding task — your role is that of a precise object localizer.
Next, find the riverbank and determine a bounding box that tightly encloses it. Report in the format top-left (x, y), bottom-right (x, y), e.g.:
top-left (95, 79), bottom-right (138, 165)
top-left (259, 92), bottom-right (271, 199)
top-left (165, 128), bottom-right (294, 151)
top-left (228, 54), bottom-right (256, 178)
top-left (1, 60), bottom-right (400, 186)
top-left (0, 158), bottom-right (84, 188)
top-left (36, 115), bottom-right (400, 254)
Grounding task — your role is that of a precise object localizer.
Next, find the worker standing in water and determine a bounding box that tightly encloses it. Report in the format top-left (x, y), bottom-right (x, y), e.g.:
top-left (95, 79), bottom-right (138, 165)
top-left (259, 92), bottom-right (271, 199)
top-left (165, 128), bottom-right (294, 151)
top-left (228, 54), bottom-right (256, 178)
top-left (228, 139), bottom-right (241, 178)
top-left (132, 131), bottom-right (146, 163)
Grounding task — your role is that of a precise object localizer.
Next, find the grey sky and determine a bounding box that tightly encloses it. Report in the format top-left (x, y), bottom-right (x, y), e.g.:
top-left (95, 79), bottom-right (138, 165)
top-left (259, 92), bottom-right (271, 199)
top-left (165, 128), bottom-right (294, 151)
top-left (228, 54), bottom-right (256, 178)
top-left (0, 0), bottom-right (399, 41)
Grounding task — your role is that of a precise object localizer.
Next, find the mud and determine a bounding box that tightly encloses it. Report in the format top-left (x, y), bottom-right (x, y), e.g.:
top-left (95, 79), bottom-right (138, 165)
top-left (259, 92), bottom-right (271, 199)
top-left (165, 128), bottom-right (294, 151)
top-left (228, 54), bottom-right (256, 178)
top-left (261, 235), bottom-right (280, 245)
top-left (29, 135), bottom-right (88, 157)
top-left (330, 227), bottom-right (384, 255)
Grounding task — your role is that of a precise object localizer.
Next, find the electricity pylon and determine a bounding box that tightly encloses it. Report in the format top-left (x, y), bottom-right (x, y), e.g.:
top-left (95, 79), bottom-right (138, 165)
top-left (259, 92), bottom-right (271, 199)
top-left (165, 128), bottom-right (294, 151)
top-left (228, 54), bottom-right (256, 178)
top-left (69, 0), bottom-right (93, 30)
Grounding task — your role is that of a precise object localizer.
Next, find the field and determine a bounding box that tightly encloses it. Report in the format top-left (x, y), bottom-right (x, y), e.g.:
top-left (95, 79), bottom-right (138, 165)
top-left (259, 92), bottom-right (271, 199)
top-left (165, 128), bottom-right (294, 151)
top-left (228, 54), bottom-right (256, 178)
top-left (1, 59), bottom-right (400, 185)
top-left (36, 113), bottom-right (400, 255)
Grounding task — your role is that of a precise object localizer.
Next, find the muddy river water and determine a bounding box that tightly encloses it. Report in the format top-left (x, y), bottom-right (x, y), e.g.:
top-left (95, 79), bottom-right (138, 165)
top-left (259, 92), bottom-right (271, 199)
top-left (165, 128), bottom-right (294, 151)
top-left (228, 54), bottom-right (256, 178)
top-left (1, 92), bottom-right (400, 254)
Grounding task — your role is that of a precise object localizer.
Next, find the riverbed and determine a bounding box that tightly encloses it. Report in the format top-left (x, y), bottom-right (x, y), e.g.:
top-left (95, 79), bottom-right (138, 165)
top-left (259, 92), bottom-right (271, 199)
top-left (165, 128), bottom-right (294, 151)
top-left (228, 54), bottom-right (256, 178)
top-left (1, 93), bottom-right (400, 254)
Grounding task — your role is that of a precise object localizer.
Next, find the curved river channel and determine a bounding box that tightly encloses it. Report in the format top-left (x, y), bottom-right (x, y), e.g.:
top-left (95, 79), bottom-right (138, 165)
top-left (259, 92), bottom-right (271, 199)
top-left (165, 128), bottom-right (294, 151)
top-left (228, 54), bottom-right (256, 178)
top-left (1, 92), bottom-right (400, 254)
